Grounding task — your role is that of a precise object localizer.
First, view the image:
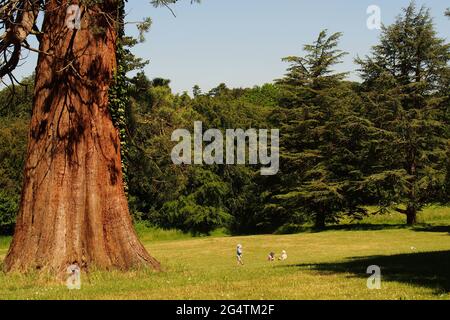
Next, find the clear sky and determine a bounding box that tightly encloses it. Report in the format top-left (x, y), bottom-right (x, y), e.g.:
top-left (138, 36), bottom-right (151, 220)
top-left (8, 0), bottom-right (450, 94)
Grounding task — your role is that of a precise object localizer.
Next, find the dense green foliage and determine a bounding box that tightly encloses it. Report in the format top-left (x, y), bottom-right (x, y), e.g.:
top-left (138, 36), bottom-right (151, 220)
top-left (125, 75), bottom-right (277, 234)
top-left (0, 3), bottom-right (448, 235)
top-left (0, 76), bottom-right (32, 233)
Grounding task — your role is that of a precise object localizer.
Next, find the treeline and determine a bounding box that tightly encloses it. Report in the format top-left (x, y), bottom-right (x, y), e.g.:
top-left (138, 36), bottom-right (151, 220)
top-left (0, 3), bottom-right (449, 235)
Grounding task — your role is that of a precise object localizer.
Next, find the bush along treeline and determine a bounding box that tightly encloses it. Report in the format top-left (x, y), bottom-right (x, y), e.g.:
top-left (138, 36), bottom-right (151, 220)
top-left (0, 3), bottom-right (448, 235)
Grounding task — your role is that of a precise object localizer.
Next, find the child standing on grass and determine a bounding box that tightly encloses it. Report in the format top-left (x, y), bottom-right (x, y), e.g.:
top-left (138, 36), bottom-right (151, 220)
top-left (236, 244), bottom-right (244, 265)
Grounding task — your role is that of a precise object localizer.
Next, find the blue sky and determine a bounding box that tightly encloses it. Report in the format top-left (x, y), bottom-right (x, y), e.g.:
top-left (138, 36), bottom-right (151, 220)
top-left (10, 0), bottom-right (450, 94)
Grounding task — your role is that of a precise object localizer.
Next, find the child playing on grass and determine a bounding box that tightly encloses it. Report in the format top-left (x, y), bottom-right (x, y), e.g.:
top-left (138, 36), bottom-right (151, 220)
top-left (236, 244), bottom-right (244, 265)
top-left (268, 252), bottom-right (275, 262)
top-left (279, 250), bottom-right (288, 261)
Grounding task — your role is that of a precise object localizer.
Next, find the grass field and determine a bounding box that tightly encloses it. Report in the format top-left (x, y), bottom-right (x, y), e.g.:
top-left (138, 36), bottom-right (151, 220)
top-left (0, 206), bottom-right (449, 300)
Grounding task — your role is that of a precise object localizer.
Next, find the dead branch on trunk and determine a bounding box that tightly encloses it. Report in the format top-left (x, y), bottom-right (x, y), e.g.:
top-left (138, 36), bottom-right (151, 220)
top-left (0, 0), bottom-right (43, 79)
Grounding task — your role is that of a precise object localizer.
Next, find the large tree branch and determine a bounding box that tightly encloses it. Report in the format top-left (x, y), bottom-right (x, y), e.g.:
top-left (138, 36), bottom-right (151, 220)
top-left (0, 0), bottom-right (41, 79)
top-left (395, 207), bottom-right (408, 215)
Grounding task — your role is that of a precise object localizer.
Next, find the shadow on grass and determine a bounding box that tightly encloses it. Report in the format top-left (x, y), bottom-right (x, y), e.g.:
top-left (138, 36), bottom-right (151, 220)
top-left (412, 225), bottom-right (450, 234)
top-left (284, 250), bottom-right (450, 294)
top-left (277, 223), bottom-right (450, 234)
top-left (275, 224), bottom-right (409, 234)
top-left (329, 224), bottom-right (450, 234)
top-left (322, 224), bottom-right (407, 232)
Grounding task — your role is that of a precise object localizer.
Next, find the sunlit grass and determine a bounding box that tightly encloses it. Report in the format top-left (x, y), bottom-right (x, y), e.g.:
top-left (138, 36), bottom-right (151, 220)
top-left (0, 207), bottom-right (449, 300)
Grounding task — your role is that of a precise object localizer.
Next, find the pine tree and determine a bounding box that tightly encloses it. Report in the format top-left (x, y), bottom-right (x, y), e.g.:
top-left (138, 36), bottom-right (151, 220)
top-left (356, 3), bottom-right (450, 224)
top-left (272, 30), bottom-right (368, 229)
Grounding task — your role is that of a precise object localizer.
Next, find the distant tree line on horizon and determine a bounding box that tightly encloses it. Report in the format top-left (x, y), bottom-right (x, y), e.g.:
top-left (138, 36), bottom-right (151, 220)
top-left (0, 3), bottom-right (449, 235)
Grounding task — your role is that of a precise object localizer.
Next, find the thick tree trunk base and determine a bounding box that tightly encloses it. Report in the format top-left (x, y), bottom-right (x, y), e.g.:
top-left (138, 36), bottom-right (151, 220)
top-left (4, 1), bottom-right (160, 274)
top-left (406, 205), bottom-right (418, 226)
top-left (314, 213), bottom-right (326, 230)
top-left (396, 206), bottom-right (418, 226)
top-left (406, 211), bottom-right (417, 226)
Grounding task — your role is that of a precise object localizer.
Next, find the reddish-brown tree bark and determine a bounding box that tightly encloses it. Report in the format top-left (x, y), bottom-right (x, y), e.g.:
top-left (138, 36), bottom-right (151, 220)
top-left (4, 0), bottom-right (160, 273)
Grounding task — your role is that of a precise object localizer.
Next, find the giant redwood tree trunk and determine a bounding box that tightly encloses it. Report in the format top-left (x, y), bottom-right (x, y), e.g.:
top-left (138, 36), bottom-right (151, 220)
top-left (4, 0), bottom-right (160, 273)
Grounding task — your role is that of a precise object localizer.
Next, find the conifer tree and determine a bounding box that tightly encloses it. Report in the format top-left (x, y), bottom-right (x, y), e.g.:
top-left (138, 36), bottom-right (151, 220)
top-left (356, 3), bottom-right (450, 224)
top-left (272, 30), bottom-right (368, 229)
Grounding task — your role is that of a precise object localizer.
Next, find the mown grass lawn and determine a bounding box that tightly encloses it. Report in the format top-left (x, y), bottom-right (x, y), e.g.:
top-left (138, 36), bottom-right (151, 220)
top-left (0, 206), bottom-right (449, 300)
